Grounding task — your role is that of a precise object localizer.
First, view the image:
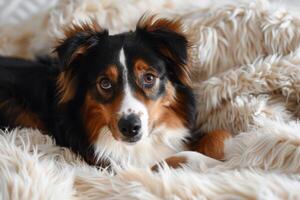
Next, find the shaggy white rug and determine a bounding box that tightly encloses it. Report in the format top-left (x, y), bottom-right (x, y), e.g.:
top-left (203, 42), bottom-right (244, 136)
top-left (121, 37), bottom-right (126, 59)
top-left (1, 0), bottom-right (300, 199)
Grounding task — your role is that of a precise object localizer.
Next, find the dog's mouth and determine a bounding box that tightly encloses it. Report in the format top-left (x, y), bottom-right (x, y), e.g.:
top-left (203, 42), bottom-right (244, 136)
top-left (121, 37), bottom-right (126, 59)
top-left (121, 134), bottom-right (143, 144)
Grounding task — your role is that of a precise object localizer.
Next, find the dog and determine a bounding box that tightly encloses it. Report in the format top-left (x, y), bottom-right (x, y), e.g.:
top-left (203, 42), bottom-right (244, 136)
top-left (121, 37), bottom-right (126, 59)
top-left (0, 16), bottom-right (231, 168)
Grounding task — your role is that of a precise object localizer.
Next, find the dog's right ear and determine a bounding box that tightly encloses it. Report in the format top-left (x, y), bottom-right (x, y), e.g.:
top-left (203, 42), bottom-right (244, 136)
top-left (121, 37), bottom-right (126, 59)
top-left (54, 21), bottom-right (108, 70)
top-left (54, 21), bottom-right (108, 104)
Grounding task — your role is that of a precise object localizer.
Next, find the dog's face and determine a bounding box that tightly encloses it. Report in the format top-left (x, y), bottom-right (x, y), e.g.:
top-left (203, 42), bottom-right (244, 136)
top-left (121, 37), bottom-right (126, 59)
top-left (55, 17), bottom-right (195, 147)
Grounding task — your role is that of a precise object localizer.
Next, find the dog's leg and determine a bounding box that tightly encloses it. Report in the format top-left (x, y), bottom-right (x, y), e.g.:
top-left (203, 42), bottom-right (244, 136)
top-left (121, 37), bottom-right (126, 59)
top-left (151, 151), bottom-right (222, 172)
top-left (191, 130), bottom-right (232, 160)
top-left (152, 130), bottom-right (231, 171)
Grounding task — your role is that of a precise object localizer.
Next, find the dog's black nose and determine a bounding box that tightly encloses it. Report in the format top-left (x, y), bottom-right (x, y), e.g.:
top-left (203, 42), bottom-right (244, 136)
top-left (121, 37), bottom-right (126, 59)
top-left (118, 114), bottom-right (141, 138)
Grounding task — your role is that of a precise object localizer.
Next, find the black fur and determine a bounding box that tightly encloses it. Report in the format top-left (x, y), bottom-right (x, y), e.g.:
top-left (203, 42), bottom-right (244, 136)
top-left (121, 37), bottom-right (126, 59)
top-left (0, 56), bottom-right (58, 130)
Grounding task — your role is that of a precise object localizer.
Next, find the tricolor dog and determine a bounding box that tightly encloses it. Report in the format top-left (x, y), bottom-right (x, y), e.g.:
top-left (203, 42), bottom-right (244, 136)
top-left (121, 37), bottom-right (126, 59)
top-left (0, 16), bottom-right (231, 168)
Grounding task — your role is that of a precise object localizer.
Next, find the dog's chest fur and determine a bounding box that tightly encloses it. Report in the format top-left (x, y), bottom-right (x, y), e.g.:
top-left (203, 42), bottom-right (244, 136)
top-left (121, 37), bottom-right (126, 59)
top-left (94, 126), bottom-right (189, 167)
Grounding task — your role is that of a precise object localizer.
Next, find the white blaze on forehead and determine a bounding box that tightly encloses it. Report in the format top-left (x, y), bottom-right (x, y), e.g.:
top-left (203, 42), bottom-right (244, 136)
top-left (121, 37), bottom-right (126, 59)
top-left (119, 48), bottom-right (149, 135)
top-left (119, 48), bottom-right (126, 71)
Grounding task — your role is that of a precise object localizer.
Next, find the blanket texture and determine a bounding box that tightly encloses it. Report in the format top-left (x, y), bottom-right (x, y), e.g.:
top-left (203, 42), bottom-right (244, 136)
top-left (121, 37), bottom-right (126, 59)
top-left (1, 0), bottom-right (300, 199)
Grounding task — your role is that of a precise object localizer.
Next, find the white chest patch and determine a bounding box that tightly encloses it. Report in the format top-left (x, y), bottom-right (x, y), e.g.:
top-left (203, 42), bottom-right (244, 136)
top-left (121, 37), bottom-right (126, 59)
top-left (93, 125), bottom-right (189, 167)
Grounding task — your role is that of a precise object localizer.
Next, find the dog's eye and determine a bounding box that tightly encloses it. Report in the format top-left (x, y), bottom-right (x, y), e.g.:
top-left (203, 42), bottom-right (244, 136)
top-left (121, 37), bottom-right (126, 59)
top-left (99, 78), bottom-right (112, 90)
top-left (143, 73), bottom-right (156, 86)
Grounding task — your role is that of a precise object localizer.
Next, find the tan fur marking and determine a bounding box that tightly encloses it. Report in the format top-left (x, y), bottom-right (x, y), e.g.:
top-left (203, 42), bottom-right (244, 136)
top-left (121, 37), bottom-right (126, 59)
top-left (0, 99), bottom-right (44, 130)
top-left (162, 81), bottom-right (176, 107)
top-left (165, 156), bottom-right (187, 168)
top-left (138, 16), bottom-right (182, 33)
top-left (135, 81), bottom-right (184, 129)
top-left (134, 59), bottom-right (150, 72)
top-left (105, 65), bottom-right (119, 82)
top-left (133, 59), bottom-right (157, 80)
top-left (158, 109), bottom-right (185, 128)
top-left (151, 156), bottom-right (187, 171)
top-left (68, 45), bottom-right (90, 65)
top-left (81, 92), bottom-right (123, 142)
top-left (149, 81), bottom-right (188, 129)
top-left (56, 71), bottom-right (77, 104)
top-left (81, 94), bottom-right (109, 142)
top-left (192, 130), bottom-right (232, 160)
top-left (15, 111), bottom-right (45, 130)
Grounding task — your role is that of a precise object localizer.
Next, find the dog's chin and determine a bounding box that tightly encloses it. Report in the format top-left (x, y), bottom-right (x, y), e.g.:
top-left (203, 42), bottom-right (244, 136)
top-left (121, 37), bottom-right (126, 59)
top-left (120, 134), bottom-right (143, 145)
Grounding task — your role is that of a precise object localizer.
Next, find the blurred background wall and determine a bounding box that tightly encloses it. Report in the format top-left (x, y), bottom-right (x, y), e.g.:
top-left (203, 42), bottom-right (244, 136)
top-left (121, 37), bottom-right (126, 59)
top-left (0, 0), bottom-right (299, 26)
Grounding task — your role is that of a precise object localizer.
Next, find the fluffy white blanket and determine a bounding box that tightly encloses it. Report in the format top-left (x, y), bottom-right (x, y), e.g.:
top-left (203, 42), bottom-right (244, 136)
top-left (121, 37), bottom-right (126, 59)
top-left (1, 0), bottom-right (300, 199)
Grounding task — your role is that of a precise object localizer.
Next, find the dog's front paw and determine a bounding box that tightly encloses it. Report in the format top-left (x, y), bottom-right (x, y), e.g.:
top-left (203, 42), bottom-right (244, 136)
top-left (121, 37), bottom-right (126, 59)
top-left (151, 151), bottom-right (222, 172)
top-left (151, 154), bottom-right (187, 172)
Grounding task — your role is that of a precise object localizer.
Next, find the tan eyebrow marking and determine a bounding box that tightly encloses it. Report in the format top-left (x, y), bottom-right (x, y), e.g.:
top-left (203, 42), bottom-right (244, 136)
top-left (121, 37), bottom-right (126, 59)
top-left (134, 58), bottom-right (158, 78)
top-left (104, 65), bottom-right (119, 82)
top-left (135, 59), bottom-right (149, 71)
top-left (56, 71), bottom-right (77, 104)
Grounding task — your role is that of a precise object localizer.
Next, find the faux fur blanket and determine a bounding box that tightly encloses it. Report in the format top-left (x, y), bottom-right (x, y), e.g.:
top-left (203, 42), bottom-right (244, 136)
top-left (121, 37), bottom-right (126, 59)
top-left (1, 0), bottom-right (300, 199)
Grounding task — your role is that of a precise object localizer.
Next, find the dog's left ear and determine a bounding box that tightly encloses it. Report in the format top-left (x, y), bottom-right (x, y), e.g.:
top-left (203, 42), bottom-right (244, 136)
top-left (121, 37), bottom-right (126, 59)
top-left (137, 16), bottom-right (191, 87)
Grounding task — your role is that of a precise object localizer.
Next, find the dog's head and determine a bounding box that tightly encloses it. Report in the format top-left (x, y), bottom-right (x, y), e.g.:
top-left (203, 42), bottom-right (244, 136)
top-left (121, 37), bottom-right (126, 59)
top-left (55, 16), bottom-right (195, 149)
